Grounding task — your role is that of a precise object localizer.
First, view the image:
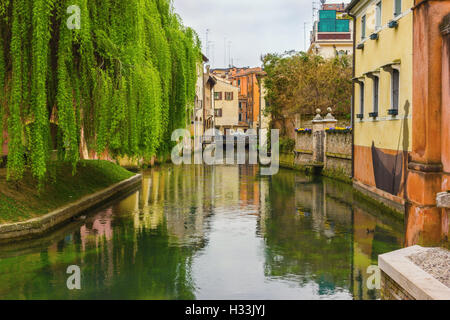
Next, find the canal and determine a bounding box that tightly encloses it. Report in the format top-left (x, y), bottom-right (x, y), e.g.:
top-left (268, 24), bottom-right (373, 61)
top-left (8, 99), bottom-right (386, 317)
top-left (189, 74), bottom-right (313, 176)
top-left (0, 164), bottom-right (404, 300)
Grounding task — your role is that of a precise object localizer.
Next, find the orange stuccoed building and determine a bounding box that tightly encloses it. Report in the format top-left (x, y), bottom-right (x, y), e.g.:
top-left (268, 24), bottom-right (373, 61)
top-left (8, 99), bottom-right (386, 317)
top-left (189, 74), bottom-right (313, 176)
top-left (212, 67), bottom-right (265, 130)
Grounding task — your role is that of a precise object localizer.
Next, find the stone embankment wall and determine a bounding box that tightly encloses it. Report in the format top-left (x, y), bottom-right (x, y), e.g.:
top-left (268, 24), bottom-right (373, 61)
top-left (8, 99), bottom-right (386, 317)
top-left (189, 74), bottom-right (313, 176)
top-left (293, 110), bottom-right (352, 178)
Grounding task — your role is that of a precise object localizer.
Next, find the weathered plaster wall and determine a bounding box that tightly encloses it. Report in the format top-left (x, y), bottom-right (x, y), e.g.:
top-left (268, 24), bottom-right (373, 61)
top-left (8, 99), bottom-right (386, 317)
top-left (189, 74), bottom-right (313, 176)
top-left (294, 129), bottom-right (352, 176)
top-left (381, 271), bottom-right (415, 300)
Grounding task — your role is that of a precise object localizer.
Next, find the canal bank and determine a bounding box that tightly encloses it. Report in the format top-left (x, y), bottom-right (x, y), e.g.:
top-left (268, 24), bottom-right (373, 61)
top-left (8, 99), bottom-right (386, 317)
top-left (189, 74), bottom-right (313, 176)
top-left (0, 160), bottom-right (141, 242)
top-left (278, 152), bottom-right (404, 221)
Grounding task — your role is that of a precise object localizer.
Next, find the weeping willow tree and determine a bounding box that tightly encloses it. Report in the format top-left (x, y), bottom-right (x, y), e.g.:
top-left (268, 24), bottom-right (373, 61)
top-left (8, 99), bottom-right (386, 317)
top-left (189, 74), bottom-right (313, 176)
top-left (0, 0), bottom-right (201, 182)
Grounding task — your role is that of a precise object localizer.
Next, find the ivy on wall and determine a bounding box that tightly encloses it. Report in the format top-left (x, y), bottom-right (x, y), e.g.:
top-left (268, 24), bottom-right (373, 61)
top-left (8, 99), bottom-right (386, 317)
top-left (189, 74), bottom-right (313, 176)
top-left (0, 0), bottom-right (201, 181)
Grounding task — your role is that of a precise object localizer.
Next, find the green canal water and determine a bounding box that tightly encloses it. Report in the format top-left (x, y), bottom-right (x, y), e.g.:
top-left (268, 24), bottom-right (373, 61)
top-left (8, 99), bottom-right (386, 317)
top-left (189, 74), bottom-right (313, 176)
top-left (0, 165), bottom-right (404, 300)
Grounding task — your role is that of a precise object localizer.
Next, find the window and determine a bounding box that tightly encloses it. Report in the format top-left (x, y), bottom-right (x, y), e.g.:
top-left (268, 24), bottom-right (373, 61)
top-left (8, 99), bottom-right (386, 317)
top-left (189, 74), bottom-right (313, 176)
top-left (225, 92), bottom-right (233, 100)
top-left (360, 82), bottom-right (365, 115)
top-left (394, 0), bottom-right (402, 16)
top-left (238, 79), bottom-right (241, 86)
top-left (215, 109), bottom-right (222, 117)
top-left (361, 15), bottom-right (366, 39)
top-left (214, 92), bottom-right (222, 100)
top-left (239, 113), bottom-right (242, 121)
top-left (375, 2), bottom-right (382, 30)
top-left (239, 102), bottom-right (242, 110)
top-left (392, 69), bottom-right (400, 110)
top-left (373, 76), bottom-right (379, 113)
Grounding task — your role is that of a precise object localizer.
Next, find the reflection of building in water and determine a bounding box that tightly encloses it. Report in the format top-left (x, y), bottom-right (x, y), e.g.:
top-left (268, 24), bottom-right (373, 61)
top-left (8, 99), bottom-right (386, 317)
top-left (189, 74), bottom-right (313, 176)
top-left (261, 170), bottom-right (403, 299)
top-left (257, 177), bottom-right (270, 235)
top-left (351, 207), bottom-right (402, 300)
top-left (80, 208), bottom-right (114, 250)
top-left (239, 165), bottom-right (260, 211)
top-left (212, 166), bottom-right (240, 208)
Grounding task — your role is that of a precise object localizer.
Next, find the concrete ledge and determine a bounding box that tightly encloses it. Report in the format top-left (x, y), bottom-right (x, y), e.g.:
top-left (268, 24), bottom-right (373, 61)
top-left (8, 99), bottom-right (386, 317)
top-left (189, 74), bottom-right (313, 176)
top-left (379, 246), bottom-right (450, 300)
top-left (353, 180), bottom-right (405, 214)
top-left (325, 152), bottom-right (352, 160)
top-left (437, 191), bottom-right (450, 208)
top-left (0, 174), bottom-right (142, 242)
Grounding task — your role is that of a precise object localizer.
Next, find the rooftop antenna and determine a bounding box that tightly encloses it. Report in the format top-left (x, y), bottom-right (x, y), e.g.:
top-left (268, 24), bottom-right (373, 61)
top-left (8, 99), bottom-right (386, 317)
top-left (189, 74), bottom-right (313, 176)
top-left (205, 29), bottom-right (210, 57)
top-left (228, 41), bottom-right (232, 68)
top-left (210, 42), bottom-right (215, 67)
top-left (303, 22), bottom-right (312, 52)
top-left (223, 36), bottom-right (227, 68)
top-left (312, 0), bottom-right (320, 21)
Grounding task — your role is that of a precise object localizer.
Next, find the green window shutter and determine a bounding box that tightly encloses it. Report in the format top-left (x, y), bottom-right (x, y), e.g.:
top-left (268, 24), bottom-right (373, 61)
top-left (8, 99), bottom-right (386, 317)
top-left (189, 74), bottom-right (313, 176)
top-left (319, 10), bottom-right (336, 20)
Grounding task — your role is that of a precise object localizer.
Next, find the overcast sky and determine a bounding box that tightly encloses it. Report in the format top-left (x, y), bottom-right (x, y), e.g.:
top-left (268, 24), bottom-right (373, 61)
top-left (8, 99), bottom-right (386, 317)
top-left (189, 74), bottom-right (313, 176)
top-left (172, 0), bottom-right (345, 68)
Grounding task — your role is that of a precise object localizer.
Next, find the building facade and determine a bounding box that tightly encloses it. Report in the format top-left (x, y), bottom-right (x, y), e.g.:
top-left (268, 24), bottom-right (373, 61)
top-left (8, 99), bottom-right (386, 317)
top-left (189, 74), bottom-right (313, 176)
top-left (347, 0), bottom-right (414, 212)
top-left (203, 66), bottom-right (217, 134)
top-left (348, 0), bottom-right (450, 246)
top-left (309, 3), bottom-right (354, 58)
top-left (212, 76), bottom-right (240, 135)
top-left (212, 67), bottom-right (265, 131)
top-left (190, 54), bottom-right (209, 139)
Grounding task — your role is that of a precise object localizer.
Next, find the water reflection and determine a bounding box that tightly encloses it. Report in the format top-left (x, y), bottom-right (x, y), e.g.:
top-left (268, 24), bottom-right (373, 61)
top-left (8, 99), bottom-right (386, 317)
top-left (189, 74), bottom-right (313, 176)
top-left (0, 165), bottom-right (403, 300)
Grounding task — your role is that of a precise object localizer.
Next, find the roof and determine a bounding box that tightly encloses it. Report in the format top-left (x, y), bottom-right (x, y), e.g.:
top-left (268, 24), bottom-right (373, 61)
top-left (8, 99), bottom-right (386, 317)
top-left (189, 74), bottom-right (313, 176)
top-left (345, 0), bottom-right (361, 12)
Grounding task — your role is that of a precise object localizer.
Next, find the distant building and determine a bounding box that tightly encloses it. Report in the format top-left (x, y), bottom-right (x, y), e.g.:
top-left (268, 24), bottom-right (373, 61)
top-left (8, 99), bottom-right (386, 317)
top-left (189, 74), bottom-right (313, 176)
top-left (309, 2), bottom-right (354, 58)
top-left (190, 54), bottom-right (209, 139)
top-left (212, 76), bottom-right (240, 135)
top-left (212, 67), bottom-right (266, 131)
top-left (203, 66), bottom-right (217, 134)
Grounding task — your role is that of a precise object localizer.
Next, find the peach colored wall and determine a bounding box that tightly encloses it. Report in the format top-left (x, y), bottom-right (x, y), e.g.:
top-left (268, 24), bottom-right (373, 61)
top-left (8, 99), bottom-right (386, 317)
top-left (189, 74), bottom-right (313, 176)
top-left (441, 28), bottom-right (450, 176)
top-left (354, 144), bottom-right (407, 204)
top-left (405, 1), bottom-right (450, 246)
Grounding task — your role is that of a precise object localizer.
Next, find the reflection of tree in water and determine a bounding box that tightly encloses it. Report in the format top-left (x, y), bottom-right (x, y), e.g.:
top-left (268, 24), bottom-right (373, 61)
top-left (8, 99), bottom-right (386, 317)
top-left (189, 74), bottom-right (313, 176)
top-left (263, 170), bottom-right (353, 296)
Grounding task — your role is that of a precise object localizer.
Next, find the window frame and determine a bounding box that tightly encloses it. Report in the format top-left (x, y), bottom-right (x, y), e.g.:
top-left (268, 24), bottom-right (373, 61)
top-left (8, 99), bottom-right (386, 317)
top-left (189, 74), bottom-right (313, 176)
top-left (359, 81), bottom-right (365, 115)
top-left (375, 1), bottom-right (382, 30)
top-left (214, 92), bottom-right (222, 100)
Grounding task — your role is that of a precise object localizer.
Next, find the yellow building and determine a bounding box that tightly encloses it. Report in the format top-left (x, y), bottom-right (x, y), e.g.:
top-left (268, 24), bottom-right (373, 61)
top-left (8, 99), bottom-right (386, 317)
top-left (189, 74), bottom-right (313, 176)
top-left (212, 76), bottom-right (240, 135)
top-left (346, 0), bottom-right (413, 212)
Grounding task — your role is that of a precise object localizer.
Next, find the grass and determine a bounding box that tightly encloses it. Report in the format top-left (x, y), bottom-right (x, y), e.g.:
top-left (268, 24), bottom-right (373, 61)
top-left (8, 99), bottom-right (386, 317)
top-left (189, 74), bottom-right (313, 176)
top-left (0, 160), bottom-right (135, 224)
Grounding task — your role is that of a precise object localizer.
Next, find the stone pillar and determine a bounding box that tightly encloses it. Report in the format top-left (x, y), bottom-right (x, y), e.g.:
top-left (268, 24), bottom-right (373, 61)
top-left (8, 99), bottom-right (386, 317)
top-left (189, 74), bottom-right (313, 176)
top-left (406, 3), bottom-right (450, 246)
top-left (312, 108), bottom-right (338, 164)
top-left (440, 14), bottom-right (450, 191)
top-left (312, 109), bottom-right (325, 163)
top-left (322, 108), bottom-right (338, 167)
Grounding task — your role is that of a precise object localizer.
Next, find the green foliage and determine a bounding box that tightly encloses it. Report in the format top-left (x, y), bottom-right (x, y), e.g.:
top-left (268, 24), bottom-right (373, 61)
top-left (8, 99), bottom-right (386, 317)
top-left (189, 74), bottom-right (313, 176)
top-left (279, 137), bottom-right (295, 154)
top-left (262, 51), bottom-right (352, 123)
top-left (0, 0), bottom-right (201, 181)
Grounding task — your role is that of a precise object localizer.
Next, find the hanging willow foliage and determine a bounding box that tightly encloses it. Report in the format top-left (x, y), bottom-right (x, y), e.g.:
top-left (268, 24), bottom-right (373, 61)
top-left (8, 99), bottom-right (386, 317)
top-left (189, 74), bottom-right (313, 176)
top-left (0, 0), bottom-right (201, 181)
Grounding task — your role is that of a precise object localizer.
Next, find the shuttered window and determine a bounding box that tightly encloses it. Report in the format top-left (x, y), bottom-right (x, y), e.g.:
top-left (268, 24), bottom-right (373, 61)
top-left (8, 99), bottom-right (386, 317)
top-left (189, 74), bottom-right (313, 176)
top-left (360, 82), bottom-right (365, 114)
top-left (375, 2), bottom-right (382, 29)
top-left (394, 0), bottom-right (402, 16)
top-left (392, 70), bottom-right (400, 109)
top-left (361, 15), bottom-right (366, 39)
top-left (373, 77), bottom-right (379, 113)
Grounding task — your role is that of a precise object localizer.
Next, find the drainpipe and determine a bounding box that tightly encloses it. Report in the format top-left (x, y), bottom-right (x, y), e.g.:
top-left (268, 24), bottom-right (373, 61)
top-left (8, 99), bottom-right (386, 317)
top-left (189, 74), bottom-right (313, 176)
top-left (348, 12), bottom-right (357, 180)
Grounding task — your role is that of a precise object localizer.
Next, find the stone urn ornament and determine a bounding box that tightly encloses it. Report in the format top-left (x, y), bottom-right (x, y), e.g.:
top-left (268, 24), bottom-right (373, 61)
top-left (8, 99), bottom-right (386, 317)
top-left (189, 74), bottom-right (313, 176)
top-left (313, 109), bottom-right (323, 121)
